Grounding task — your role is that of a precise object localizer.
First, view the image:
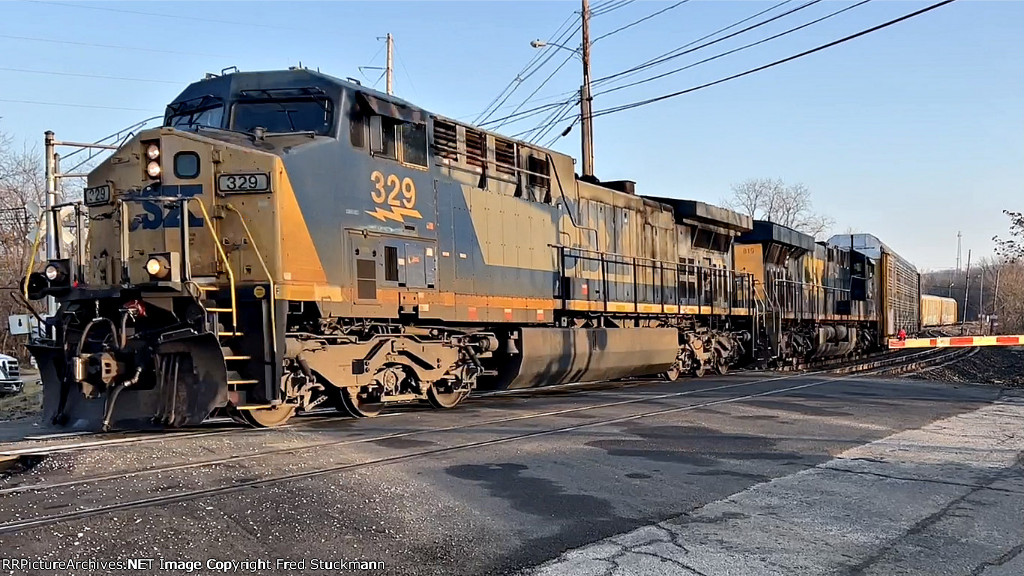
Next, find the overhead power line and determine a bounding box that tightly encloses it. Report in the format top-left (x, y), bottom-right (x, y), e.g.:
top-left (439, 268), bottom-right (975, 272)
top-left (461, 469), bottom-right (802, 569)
top-left (476, 21), bottom-right (580, 124)
top-left (474, 12), bottom-right (578, 124)
top-left (593, 0), bottom-right (799, 86)
top-left (594, 0), bottom-right (691, 42)
top-left (0, 99), bottom-right (151, 112)
top-left (479, 97), bottom-right (578, 128)
top-left (534, 104), bottom-right (579, 145)
top-left (493, 52), bottom-right (578, 129)
top-left (592, 0), bottom-right (636, 17)
top-left (458, 89), bottom-right (579, 121)
top-left (0, 66), bottom-right (184, 85)
top-left (592, 0), bottom-right (958, 120)
top-left (0, 33), bottom-right (223, 57)
top-left (597, 0), bottom-right (874, 97)
top-left (543, 114), bottom-right (580, 148)
top-left (29, 0), bottom-right (307, 32)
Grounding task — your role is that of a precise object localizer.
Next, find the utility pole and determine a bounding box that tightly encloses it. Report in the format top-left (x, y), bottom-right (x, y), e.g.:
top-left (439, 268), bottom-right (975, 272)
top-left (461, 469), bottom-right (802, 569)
top-left (385, 33), bottom-right (394, 96)
top-left (949, 231), bottom-right (961, 297)
top-left (580, 0), bottom-right (595, 179)
top-left (979, 267), bottom-right (985, 318)
top-left (956, 231), bottom-right (962, 272)
top-left (960, 249), bottom-right (971, 334)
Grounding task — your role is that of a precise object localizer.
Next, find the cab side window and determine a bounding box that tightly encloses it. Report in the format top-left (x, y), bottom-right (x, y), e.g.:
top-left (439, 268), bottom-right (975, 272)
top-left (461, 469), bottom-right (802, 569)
top-left (370, 115), bottom-right (427, 168)
top-left (401, 123), bottom-right (428, 167)
top-left (369, 116), bottom-right (398, 160)
top-left (349, 108), bottom-right (366, 148)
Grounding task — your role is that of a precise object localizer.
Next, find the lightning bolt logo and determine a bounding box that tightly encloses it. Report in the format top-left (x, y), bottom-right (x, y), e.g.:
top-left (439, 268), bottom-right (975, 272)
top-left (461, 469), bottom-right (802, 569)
top-left (366, 206), bottom-right (423, 223)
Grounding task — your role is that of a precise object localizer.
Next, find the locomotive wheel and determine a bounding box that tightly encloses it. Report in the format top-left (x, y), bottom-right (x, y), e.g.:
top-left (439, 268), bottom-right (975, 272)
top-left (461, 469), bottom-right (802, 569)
top-left (426, 385), bottom-right (470, 409)
top-left (662, 365), bottom-right (682, 382)
top-left (240, 404), bottom-right (296, 428)
top-left (692, 363), bottom-right (706, 378)
top-left (341, 387), bottom-right (383, 418)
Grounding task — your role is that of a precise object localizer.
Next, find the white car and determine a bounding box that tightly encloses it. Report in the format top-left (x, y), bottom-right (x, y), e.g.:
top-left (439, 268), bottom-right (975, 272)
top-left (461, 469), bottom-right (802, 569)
top-left (0, 353), bottom-right (23, 396)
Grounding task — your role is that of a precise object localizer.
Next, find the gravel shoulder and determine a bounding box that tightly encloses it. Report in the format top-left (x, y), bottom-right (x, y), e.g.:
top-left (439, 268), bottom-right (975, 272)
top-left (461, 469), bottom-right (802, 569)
top-left (911, 346), bottom-right (1024, 387)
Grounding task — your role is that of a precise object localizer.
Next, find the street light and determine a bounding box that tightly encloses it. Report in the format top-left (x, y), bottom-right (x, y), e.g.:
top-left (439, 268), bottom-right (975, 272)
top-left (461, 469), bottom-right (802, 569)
top-left (530, 40), bottom-right (580, 57)
top-left (528, 0), bottom-right (596, 179)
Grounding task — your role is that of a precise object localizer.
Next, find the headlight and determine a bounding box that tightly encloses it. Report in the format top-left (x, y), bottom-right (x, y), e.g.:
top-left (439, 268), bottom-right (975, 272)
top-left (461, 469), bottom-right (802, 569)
top-left (146, 255), bottom-right (171, 279)
top-left (41, 259), bottom-right (70, 287)
top-left (146, 161), bottom-right (162, 178)
top-left (146, 143), bottom-right (160, 160)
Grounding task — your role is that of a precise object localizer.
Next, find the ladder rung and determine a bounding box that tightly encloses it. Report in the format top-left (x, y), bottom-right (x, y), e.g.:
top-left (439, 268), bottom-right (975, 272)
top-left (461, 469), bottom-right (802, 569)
top-left (195, 285), bottom-right (220, 291)
top-left (228, 379), bottom-right (259, 386)
top-left (206, 307), bottom-right (233, 313)
top-left (223, 355), bottom-right (252, 361)
top-left (218, 331), bottom-right (243, 338)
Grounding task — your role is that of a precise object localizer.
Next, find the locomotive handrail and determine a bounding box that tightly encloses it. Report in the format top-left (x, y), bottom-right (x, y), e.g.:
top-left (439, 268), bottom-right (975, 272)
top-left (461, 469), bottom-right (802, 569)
top-left (22, 210), bottom-right (47, 301)
top-left (112, 195), bottom-right (238, 330)
top-left (223, 203), bottom-right (277, 370)
top-left (187, 197), bottom-right (238, 332)
top-left (558, 246), bottom-right (754, 315)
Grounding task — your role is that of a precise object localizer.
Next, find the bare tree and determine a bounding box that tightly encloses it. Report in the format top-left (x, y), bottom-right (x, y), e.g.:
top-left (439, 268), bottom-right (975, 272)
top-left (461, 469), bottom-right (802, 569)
top-left (0, 129), bottom-right (45, 356)
top-left (725, 178), bottom-right (835, 239)
top-left (993, 210), bottom-right (1024, 263)
top-left (987, 211), bottom-right (1024, 333)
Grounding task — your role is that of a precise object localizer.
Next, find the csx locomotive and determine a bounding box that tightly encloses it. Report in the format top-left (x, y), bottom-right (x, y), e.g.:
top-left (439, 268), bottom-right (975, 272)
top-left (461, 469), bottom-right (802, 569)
top-left (24, 68), bottom-right (921, 430)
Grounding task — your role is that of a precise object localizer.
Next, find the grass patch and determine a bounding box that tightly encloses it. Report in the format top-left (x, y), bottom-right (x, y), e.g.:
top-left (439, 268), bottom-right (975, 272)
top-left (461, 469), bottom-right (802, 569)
top-left (0, 372), bottom-right (43, 421)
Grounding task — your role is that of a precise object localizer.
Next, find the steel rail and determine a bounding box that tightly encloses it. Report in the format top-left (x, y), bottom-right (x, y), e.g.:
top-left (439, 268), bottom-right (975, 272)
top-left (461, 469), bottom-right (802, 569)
top-left (0, 349), bottom-right (965, 533)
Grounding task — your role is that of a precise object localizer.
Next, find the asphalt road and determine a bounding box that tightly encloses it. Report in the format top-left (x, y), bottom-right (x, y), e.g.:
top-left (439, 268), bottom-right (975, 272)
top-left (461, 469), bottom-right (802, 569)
top-left (0, 371), bottom-right (1020, 576)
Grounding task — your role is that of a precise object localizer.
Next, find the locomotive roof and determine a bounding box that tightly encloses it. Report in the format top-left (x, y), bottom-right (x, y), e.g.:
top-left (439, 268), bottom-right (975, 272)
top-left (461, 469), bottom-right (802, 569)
top-left (644, 197), bottom-right (752, 233)
top-left (168, 68), bottom-right (570, 160)
top-left (739, 220), bottom-right (817, 252)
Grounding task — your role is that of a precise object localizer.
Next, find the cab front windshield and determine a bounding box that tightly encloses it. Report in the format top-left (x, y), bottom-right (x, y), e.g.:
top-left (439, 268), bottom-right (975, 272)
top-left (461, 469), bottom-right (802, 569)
top-left (231, 97), bottom-right (334, 136)
top-left (165, 95), bottom-right (225, 131)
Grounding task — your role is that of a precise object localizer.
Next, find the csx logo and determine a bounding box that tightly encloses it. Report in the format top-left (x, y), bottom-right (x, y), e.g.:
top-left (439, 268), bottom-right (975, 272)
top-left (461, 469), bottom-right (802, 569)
top-left (130, 202), bottom-right (204, 231)
top-left (127, 184), bottom-right (204, 231)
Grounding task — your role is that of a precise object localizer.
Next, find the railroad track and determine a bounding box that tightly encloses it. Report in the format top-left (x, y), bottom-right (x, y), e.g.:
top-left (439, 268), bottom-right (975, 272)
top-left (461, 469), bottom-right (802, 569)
top-left (0, 346), bottom-right (969, 535)
top-left (0, 346), bottom-right (964, 459)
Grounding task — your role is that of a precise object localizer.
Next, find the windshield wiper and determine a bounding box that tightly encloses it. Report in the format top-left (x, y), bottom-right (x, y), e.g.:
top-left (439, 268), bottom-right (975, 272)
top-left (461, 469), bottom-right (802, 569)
top-left (263, 130), bottom-right (317, 139)
top-left (193, 124), bottom-right (254, 138)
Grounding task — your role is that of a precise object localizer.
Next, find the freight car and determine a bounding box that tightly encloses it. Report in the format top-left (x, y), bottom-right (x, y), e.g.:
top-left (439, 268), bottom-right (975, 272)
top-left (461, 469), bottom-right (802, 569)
top-left (21, 68), bottom-right (918, 431)
top-left (921, 294), bottom-right (957, 327)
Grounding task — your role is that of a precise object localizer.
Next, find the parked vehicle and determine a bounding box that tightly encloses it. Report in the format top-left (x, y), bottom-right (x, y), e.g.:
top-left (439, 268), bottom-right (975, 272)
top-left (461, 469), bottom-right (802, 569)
top-left (0, 354), bottom-right (24, 397)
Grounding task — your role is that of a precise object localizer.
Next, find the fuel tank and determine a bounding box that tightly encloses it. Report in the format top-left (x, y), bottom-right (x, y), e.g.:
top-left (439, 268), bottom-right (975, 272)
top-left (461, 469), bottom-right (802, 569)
top-left (485, 327), bottom-right (679, 390)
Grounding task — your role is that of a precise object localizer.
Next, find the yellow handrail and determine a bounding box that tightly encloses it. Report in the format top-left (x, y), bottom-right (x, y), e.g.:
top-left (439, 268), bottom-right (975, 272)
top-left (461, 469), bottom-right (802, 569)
top-left (223, 203), bottom-right (276, 353)
top-left (22, 210), bottom-right (48, 300)
top-left (188, 198), bottom-right (237, 331)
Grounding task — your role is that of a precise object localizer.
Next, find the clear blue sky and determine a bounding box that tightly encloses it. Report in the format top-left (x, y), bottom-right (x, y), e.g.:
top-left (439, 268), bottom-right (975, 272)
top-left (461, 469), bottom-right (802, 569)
top-left (1, 0), bottom-right (1020, 270)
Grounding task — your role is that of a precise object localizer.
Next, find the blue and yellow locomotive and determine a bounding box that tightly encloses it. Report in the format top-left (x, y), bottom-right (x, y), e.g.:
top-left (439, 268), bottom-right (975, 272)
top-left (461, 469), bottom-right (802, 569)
top-left (23, 68), bottom-right (918, 430)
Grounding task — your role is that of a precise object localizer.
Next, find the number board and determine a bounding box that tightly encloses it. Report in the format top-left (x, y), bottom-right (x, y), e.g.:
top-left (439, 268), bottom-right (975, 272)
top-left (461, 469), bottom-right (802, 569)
top-left (83, 184), bottom-right (111, 206)
top-left (217, 173), bottom-right (270, 193)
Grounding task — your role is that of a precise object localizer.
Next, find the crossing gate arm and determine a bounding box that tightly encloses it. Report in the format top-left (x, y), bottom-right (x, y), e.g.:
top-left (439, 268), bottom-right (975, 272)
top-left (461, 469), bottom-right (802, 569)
top-left (889, 335), bottom-right (1024, 349)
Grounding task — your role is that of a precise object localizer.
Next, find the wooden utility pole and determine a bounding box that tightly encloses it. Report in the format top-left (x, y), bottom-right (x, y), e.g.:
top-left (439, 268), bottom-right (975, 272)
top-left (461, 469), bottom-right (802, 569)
top-left (385, 33), bottom-right (394, 96)
top-left (580, 0), bottom-right (594, 178)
